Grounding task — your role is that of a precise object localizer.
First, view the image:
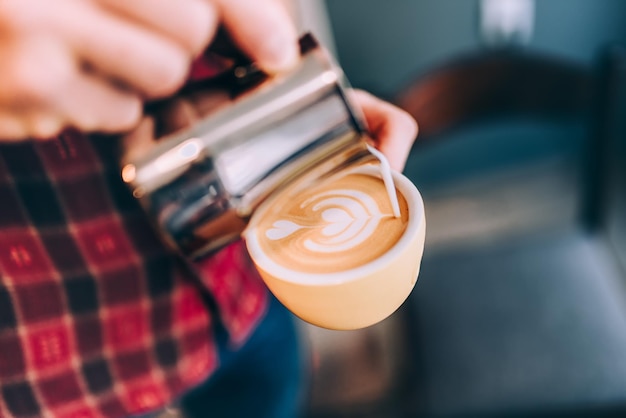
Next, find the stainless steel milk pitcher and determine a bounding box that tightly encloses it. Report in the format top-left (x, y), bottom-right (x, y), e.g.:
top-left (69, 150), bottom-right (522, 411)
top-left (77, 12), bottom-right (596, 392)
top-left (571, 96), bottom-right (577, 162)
top-left (120, 34), bottom-right (375, 260)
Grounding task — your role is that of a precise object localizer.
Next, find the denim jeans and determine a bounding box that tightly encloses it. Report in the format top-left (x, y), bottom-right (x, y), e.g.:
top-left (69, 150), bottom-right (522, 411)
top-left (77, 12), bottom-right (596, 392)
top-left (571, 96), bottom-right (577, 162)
top-left (139, 294), bottom-right (307, 418)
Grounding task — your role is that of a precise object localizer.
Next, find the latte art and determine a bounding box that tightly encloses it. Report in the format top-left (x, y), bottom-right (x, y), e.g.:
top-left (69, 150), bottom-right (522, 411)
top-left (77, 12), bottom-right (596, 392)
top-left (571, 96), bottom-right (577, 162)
top-left (248, 171), bottom-right (409, 274)
top-left (266, 189), bottom-right (388, 253)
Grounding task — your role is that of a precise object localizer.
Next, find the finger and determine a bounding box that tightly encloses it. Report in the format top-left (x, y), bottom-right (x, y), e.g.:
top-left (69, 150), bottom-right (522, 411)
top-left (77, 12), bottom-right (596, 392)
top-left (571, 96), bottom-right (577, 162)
top-left (54, 71), bottom-right (142, 133)
top-left (0, 109), bottom-right (64, 141)
top-left (0, 35), bottom-right (140, 135)
top-left (214, 0), bottom-right (299, 73)
top-left (352, 89), bottom-right (418, 171)
top-left (25, 112), bottom-right (65, 139)
top-left (0, 0), bottom-right (191, 98)
top-left (96, 0), bottom-right (218, 56)
top-left (0, 37), bottom-right (69, 140)
top-left (0, 112), bottom-right (29, 141)
top-left (0, 36), bottom-right (76, 107)
top-left (0, 36), bottom-right (78, 139)
top-left (56, 1), bottom-right (191, 98)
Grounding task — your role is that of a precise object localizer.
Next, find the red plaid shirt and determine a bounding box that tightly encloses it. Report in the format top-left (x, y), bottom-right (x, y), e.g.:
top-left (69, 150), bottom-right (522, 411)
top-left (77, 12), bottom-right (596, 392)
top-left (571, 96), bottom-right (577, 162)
top-left (0, 58), bottom-right (268, 418)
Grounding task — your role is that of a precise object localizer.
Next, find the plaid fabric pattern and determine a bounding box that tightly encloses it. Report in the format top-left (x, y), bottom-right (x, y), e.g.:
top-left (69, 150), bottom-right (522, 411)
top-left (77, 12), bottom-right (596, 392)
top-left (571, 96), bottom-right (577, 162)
top-left (0, 59), bottom-right (268, 418)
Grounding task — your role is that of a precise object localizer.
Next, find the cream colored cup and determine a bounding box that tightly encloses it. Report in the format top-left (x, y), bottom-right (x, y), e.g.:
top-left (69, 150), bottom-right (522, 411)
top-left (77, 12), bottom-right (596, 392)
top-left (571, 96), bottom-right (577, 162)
top-left (244, 166), bottom-right (426, 330)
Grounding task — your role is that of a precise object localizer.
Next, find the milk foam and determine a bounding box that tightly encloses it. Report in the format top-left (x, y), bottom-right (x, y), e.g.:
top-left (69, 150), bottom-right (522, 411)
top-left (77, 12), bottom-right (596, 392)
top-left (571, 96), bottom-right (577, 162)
top-left (265, 188), bottom-right (389, 253)
top-left (245, 166), bottom-right (422, 285)
top-left (247, 166), bottom-right (409, 275)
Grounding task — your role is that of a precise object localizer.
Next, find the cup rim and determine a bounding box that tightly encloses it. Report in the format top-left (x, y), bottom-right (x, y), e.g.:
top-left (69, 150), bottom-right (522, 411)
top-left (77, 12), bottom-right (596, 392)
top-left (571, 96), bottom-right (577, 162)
top-left (244, 166), bottom-right (425, 286)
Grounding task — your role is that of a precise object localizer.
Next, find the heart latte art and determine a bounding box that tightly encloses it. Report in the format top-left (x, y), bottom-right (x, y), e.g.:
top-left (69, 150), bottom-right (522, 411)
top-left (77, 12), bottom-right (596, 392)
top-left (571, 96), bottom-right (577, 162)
top-left (247, 171), bottom-right (409, 274)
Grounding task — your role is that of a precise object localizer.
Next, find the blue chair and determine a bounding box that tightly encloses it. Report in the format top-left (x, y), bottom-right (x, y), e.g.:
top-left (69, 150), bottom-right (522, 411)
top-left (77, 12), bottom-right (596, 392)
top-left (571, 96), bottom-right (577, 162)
top-left (397, 45), bottom-right (626, 418)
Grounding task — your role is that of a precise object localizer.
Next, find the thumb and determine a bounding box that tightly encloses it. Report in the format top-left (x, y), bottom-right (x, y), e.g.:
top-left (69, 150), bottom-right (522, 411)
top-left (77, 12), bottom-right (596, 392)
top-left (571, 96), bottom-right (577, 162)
top-left (214, 0), bottom-right (299, 73)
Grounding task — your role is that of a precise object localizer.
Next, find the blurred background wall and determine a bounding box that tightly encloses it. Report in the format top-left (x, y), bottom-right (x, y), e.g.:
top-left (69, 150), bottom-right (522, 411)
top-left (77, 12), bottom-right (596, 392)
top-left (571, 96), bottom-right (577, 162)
top-left (325, 0), bottom-right (626, 98)
top-left (322, 0), bottom-right (626, 203)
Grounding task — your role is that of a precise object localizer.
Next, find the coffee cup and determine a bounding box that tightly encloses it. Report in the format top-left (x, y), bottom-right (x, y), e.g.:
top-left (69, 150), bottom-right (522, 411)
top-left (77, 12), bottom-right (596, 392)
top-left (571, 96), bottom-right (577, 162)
top-left (244, 164), bottom-right (426, 330)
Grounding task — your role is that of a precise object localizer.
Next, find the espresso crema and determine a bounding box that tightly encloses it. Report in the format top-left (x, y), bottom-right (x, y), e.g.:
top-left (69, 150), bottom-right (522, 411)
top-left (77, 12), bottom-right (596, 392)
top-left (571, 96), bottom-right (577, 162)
top-left (247, 170), bottom-right (409, 274)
